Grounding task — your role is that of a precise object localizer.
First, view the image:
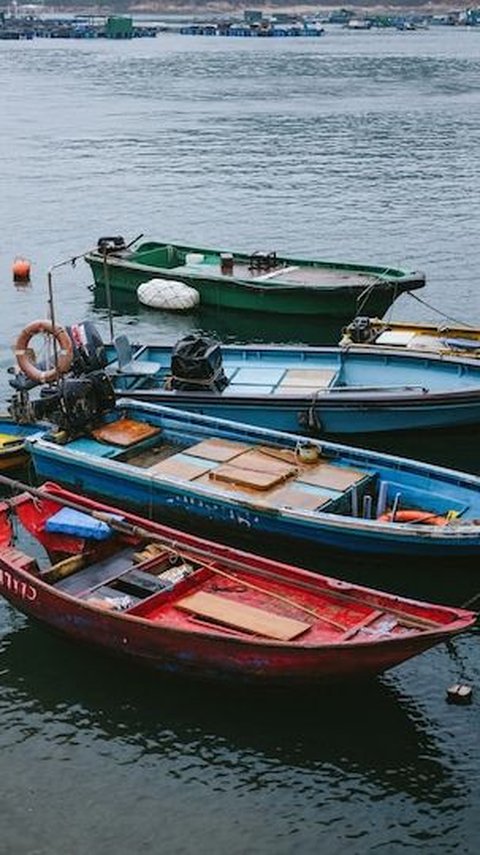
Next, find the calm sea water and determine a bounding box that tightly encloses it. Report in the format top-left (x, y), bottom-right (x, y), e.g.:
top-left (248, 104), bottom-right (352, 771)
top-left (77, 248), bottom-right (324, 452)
top-left (1, 26), bottom-right (480, 854)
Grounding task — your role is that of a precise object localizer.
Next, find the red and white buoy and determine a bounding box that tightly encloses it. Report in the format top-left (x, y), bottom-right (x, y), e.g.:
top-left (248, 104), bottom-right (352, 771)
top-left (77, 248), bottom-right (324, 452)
top-left (12, 257), bottom-right (31, 284)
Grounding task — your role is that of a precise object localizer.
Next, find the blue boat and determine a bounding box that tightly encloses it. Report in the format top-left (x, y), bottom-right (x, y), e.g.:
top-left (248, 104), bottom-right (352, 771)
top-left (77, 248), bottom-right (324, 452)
top-left (25, 400), bottom-right (480, 558)
top-left (102, 335), bottom-right (480, 435)
top-left (12, 324), bottom-right (480, 436)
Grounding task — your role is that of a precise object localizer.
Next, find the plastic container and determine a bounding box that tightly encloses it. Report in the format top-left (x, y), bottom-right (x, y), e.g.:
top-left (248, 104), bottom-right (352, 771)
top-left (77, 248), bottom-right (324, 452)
top-left (185, 253), bottom-right (205, 265)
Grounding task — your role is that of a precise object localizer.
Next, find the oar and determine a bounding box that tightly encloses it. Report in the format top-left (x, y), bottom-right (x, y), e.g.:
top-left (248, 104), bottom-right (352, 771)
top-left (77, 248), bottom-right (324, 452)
top-left (0, 473), bottom-right (108, 516)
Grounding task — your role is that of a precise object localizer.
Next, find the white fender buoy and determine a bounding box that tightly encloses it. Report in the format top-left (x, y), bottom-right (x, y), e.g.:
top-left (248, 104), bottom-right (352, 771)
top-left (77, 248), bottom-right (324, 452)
top-left (137, 278), bottom-right (200, 311)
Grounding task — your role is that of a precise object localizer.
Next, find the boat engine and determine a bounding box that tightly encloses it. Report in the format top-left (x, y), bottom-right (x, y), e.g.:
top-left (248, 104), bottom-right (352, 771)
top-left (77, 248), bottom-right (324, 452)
top-left (9, 371), bottom-right (116, 435)
top-left (170, 334), bottom-right (228, 393)
top-left (67, 321), bottom-right (108, 375)
top-left (344, 316), bottom-right (376, 344)
top-left (97, 236), bottom-right (127, 255)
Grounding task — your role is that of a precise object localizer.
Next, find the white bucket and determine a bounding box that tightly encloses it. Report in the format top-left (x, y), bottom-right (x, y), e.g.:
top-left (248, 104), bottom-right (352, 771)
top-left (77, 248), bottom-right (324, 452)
top-left (185, 253), bottom-right (204, 265)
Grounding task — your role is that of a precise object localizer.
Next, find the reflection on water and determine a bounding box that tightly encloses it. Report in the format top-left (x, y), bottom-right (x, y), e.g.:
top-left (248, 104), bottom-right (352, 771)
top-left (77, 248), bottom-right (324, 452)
top-left (92, 285), bottom-right (343, 345)
top-left (0, 622), bottom-right (460, 805)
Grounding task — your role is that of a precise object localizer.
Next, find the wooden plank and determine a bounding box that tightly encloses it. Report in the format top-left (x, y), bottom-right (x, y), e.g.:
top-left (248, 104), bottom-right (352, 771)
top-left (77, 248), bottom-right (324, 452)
top-left (149, 456), bottom-right (212, 481)
top-left (176, 591), bottom-right (311, 641)
top-left (209, 466), bottom-right (288, 491)
top-left (229, 449), bottom-right (297, 476)
top-left (92, 419), bottom-right (161, 447)
top-left (256, 446), bottom-right (299, 465)
top-left (256, 485), bottom-right (332, 511)
top-left (298, 463), bottom-right (368, 491)
top-left (278, 369), bottom-right (337, 388)
top-left (54, 548), bottom-right (137, 595)
top-left (207, 449), bottom-right (297, 491)
top-left (186, 438), bottom-right (250, 462)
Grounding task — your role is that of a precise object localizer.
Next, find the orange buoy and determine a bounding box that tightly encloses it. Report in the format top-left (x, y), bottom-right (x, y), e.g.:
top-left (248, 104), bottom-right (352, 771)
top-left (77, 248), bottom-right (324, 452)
top-left (12, 258), bottom-right (31, 284)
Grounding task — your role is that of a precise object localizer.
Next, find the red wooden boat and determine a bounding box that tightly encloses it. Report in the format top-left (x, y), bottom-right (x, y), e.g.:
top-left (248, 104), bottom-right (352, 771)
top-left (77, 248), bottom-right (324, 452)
top-left (0, 482), bottom-right (475, 685)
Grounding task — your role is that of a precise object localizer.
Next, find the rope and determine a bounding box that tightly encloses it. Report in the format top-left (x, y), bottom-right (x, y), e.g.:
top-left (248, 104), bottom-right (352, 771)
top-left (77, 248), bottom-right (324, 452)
top-left (406, 291), bottom-right (474, 329)
top-left (356, 266), bottom-right (398, 315)
top-left (166, 365), bottom-right (225, 389)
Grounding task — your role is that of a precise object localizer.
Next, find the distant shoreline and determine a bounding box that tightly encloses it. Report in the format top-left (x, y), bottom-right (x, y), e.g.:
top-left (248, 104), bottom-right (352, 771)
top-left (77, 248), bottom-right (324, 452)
top-left (48, 3), bottom-right (463, 16)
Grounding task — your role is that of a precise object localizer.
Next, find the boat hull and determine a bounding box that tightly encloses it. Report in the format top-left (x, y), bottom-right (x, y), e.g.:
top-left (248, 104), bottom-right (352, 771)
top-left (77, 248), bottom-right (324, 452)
top-left (0, 584), bottom-right (460, 684)
top-left (123, 388), bottom-right (480, 434)
top-left (108, 343), bottom-right (480, 435)
top-left (85, 245), bottom-right (425, 317)
top-left (0, 486), bottom-right (473, 685)
top-left (341, 318), bottom-right (480, 359)
top-left (28, 438), bottom-right (480, 558)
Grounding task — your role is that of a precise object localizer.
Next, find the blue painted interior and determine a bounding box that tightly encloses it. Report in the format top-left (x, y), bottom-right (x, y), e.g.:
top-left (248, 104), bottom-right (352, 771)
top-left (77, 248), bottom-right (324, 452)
top-left (108, 344), bottom-right (480, 395)
top-left (33, 401), bottom-right (480, 526)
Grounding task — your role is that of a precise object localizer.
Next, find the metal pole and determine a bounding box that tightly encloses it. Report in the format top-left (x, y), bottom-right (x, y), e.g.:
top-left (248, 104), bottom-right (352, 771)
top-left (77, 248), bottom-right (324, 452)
top-left (102, 250), bottom-right (115, 342)
top-left (47, 266), bottom-right (60, 381)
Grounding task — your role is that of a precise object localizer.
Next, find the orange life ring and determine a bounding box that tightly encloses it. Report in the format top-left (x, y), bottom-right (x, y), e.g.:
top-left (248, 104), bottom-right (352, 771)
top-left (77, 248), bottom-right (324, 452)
top-left (379, 510), bottom-right (447, 527)
top-left (15, 320), bottom-right (73, 384)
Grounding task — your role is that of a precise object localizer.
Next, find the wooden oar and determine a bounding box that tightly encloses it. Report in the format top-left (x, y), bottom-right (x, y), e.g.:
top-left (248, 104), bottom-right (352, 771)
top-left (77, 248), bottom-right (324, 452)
top-left (0, 473), bottom-right (445, 631)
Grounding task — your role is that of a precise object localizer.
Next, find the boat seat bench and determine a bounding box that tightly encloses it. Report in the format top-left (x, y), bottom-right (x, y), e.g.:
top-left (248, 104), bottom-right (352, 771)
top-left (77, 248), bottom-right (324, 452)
top-left (53, 548), bottom-right (137, 595)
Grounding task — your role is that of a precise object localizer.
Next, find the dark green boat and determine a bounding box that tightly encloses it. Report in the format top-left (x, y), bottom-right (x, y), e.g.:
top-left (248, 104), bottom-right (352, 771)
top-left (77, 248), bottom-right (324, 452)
top-left (85, 237), bottom-right (425, 317)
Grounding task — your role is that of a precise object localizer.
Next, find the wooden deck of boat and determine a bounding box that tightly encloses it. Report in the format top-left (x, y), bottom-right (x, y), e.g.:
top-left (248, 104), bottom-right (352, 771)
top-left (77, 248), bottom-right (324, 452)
top-left (177, 259), bottom-right (378, 287)
top-left (122, 435), bottom-right (376, 514)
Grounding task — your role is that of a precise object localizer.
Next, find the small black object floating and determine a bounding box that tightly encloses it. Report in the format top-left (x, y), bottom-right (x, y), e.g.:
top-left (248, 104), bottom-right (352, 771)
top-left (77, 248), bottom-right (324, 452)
top-left (446, 684), bottom-right (473, 705)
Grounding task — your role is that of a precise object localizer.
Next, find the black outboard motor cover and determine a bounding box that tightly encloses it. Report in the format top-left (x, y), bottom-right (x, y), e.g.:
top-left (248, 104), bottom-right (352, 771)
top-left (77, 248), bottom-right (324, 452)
top-left (32, 371), bottom-right (116, 433)
top-left (97, 236), bottom-right (126, 254)
top-left (346, 316), bottom-right (375, 344)
top-left (67, 321), bottom-right (108, 375)
top-left (170, 334), bottom-right (228, 393)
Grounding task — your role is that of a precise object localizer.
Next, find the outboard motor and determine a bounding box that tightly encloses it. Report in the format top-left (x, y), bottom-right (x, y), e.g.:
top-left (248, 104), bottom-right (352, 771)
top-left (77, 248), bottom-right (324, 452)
top-left (97, 235), bottom-right (126, 255)
top-left (170, 334), bottom-right (228, 393)
top-left (345, 316), bottom-right (375, 344)
top-left (67, 321), bottom-right (108, 375)
top-left (14, 371), bottom-right (116, 435)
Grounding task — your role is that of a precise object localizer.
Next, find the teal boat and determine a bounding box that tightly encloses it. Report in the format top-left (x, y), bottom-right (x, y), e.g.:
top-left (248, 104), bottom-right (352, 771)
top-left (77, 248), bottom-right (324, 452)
top-left (84, 237), bottom-right (425, 318)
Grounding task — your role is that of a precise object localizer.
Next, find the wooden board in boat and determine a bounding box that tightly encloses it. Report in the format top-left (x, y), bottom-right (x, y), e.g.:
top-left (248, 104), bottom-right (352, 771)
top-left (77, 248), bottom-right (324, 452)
top-left (209, 449), bottom-right (297, 491)
top-left (255, 484), bottom-right (332, 511)
top-left (186, 438), bottom-right (250, 462)
top-left (149, 456), bottom-right (212, 482)
top-left (176, 591), bottom-right (311, 640)
top-left (209, 464), bottom-right (292, 491)
top-left (92, 418), bottom-right (160, 447)
top-left (277, 368), bottom-right (337, 388)
top-left (299, 463), bottom-right (368, 492)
